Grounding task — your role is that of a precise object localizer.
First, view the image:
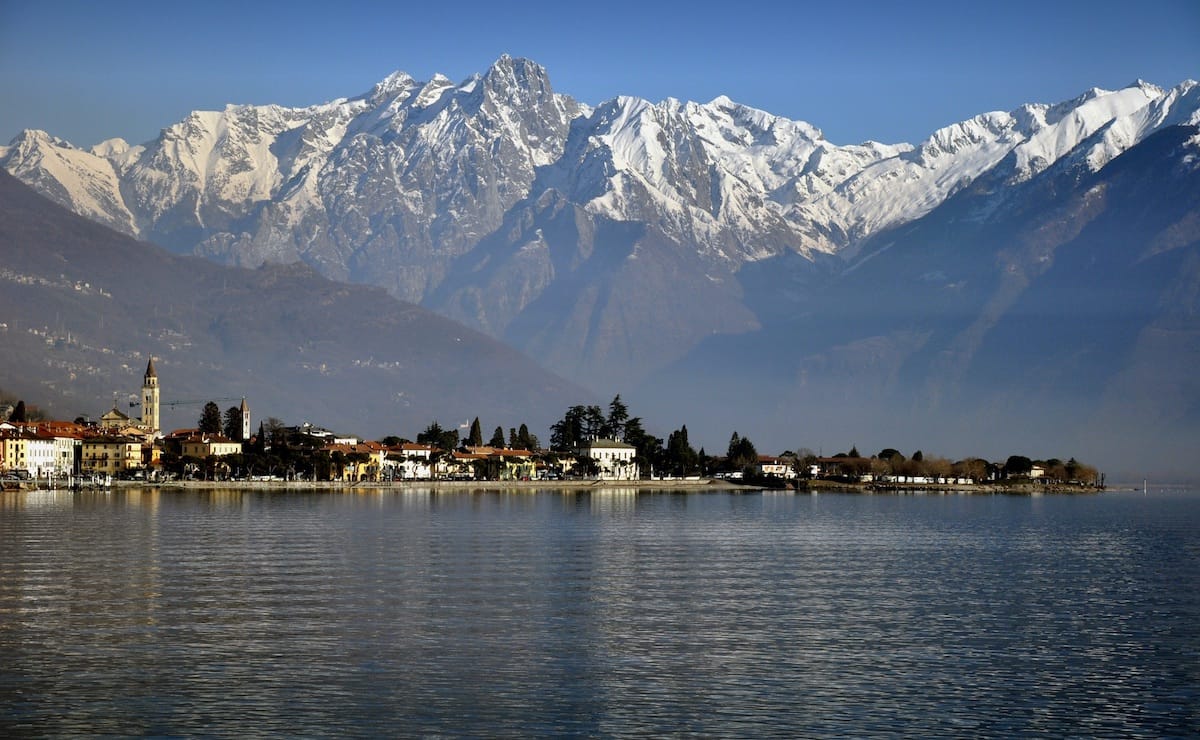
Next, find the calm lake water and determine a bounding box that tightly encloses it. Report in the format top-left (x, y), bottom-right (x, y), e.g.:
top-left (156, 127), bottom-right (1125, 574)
top-left (2, 487), bottom-right (1198, 737)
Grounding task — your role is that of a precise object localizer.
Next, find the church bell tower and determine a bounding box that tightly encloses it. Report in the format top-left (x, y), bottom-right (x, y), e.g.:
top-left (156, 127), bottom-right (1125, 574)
top-left (142, 357), bottom-right (160, 434)
top-left (240, 396), bottom-right (251, 442)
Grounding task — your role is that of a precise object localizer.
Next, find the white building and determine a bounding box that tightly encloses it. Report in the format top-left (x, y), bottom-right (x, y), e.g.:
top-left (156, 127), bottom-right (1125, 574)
top-left (26, 433), bottom-right (57, 477)
top-left (1, 430), bottom-right (59, 478)
top-left (386, 443), bottom-right (434, 480)
top-left (577, 439), bottom-right (639, 480)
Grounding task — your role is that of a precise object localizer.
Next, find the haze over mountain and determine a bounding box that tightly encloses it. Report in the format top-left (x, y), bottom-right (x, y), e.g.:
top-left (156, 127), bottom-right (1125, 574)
top-left (0, 169), bottom-right (585, 438)
top-left (4, 57), bottom-right (1198, 477)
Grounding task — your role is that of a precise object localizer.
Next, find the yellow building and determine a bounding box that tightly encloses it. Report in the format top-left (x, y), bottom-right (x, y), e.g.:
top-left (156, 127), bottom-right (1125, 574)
top-left (1, 431), bottom-right (29, 474)
top-left (81, 437), bottom-right (143, 475)
top-left (181, 435), bottom-right (243, 459)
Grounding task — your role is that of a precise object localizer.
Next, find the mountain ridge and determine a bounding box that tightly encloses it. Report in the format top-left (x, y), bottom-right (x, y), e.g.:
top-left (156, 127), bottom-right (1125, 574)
top-left (3, 59), bottom-right (1199, 474)
top-left (0, 169), bottom-right (587, 439)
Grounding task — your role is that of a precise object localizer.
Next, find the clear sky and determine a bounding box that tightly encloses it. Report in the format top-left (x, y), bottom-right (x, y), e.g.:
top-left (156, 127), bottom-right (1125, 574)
top-left (1, 0), bottom-right (1198, 148)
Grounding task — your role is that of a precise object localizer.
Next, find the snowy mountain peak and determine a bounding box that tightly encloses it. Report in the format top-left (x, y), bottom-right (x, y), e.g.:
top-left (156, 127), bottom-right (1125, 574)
top-left (4, 60), bottom-right (1199, 384)
top-left (6, 128), bottom-right (73, 150)
top-left (1128, 79), bottom-right (1165, 96)
top-left (368, 70), bottom-right (418, 101)
top-left (90, 138), bottom-right (130, 157)
top-left (414, 74), bottom-right (455, 108)
top-left (482, 55), bottom-right (550, 88)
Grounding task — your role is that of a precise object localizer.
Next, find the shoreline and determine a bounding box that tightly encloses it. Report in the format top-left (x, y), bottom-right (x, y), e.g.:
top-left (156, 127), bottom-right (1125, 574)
top-left (104, 478), bottom-right (753, 492)
top-left (798, 479), bottom-right (1105, 495)
top-left (3, 478), bottom-right (1109, 494)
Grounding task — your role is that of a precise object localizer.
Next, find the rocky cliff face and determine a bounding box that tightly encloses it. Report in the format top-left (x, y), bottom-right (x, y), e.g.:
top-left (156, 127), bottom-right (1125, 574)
top-left (3, 59), bottom-right (1198, 400)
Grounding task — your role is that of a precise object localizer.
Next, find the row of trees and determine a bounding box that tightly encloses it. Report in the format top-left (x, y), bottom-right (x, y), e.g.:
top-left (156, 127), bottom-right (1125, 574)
top-left (812, 448), bottom-right (1100, 484)
top-left (188, 393), bottom-right (764, 480)
top-left (183, 396), bottom-right (1099, 485)
top-left (544, 397), bottom-right (764, 478)
top-left (197, 401), bottom-right (247, 442)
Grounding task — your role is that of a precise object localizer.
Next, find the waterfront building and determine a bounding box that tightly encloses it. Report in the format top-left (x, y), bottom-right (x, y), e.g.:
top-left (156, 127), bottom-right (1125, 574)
top-left (387, 443), bottom-right (434, 479)
top-left (180, 435), bottom-right (243, 460)
top-left (81, 436), bottom-right (143, 476)
top-left (756, 455), bottom-right (797, 479)
top-left (1, 430), bottom-right (29, 475)
top-left (577, 438), bottom-right (639, 480)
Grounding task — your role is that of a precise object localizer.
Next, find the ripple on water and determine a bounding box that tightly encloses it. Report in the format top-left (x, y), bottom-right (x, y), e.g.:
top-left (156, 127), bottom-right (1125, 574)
top-left (1, 489), bottom-right (1198, 736)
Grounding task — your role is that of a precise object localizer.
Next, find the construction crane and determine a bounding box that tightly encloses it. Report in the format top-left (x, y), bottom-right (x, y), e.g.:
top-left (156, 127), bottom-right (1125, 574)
top-left (130, 397), bottom-right (244, 409)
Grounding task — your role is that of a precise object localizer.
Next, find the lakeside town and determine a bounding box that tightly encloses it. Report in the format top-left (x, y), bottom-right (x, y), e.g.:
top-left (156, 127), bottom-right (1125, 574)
top-left (2, 358), bottom-right (1104, 493)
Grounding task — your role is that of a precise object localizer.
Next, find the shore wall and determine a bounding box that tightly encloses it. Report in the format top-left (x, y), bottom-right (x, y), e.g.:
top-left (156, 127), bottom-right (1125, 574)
top-left (105, 478), bottom-right (752, 493)
top-left (10, 479), bottom-right (1106, 494)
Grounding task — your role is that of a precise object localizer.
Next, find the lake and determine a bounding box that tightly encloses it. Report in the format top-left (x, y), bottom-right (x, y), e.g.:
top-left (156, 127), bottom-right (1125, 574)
top-left (2, 487), bottom-right (1198, 737)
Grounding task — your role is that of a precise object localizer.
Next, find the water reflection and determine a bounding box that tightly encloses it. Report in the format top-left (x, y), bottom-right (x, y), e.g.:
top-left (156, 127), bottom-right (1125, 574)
top-left (1, 489), bottom-right (1197, 736)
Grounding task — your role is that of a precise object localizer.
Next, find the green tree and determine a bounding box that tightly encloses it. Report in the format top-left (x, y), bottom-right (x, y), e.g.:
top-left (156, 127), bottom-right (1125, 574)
top-left (582, 405), bottom-right (606, 439)
top-left (468, 417), bottom-right (483, 447)
top-left (666, 426), bottom-right (699, 476)
top-left (489, 426), bottom-right (506, 448)
top-left (516, 423), bottom-right (538, 450)
top-left (9, 400), bottom-right (26, 423)
top-left (199, 402), bottom-right (222, 435)
top-left (727, 431), bottom-right (758, 470)
top-left (418, 421), bottom-right (459, 451)
top-left (223, 406), bottom-right (242, 441)
top-left (606, 395), bottom-right (630, 440)
top-left (623, 417), bottom-right (661, 477)
top-left (1004, 455), bottom-right (1033, 477)
top-left (551, 406), bottom-right (586, 450)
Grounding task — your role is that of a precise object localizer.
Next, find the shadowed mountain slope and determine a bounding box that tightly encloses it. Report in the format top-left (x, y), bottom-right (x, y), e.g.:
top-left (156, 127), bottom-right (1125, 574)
top-left (637, 125), bottom-right (1200, 480)
top-left (0, 170), bottom-right (586, 438)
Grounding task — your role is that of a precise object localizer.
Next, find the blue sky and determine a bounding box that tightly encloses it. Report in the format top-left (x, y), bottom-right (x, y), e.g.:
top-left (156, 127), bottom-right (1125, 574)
top-left (1, 0), bottom-right (1197, 148)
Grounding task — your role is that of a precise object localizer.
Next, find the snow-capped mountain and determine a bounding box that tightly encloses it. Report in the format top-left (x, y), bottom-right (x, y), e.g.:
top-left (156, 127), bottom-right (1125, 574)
top-left (3, 57), bottom-right (1199, 393)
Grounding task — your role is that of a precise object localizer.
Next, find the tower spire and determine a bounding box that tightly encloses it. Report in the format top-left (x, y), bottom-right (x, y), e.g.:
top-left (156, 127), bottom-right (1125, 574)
top-left (141, 355), bottom-right (160, 434)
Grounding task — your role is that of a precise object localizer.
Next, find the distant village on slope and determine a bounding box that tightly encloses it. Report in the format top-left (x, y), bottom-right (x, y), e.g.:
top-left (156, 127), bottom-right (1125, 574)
top-left (1, 356), bottom-right (1103, 490)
